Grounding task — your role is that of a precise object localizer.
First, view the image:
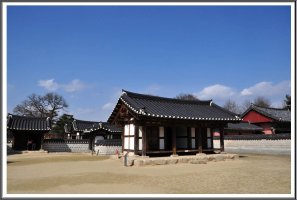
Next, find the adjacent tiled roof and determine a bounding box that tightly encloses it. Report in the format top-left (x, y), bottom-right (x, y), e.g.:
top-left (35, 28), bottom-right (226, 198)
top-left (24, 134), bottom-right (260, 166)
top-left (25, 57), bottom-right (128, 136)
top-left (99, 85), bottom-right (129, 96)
top-left (64, 124), bottom-right (73, 133)
top-left (225, 122), bottom-right (263, 131)
top-left (72, 119), bottom-right (122, 133)
top-left (108, 90), bottom-right (241, 122)
top-left (242, 104), bottom-right (291, 122)
top-left (7, 114), bottom-right (51, 131)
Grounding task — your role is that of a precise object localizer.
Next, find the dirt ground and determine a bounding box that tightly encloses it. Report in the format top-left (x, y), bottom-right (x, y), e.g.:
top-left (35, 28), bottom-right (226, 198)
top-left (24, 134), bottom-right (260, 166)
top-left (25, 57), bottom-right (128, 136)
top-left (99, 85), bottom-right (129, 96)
top-left (6, 152), bottom-right (291, 194)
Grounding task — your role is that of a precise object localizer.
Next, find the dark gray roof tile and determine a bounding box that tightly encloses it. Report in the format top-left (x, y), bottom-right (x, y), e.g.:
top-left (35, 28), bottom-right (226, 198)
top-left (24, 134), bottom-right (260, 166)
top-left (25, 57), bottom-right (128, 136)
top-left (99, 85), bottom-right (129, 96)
top-left (73, 119), bottom-right (122, 133)
top-left (225, 122), bottom-right (263, 131)
top-left (242, 104), bottom-right (291, 122)
top-left (7, 114), bottom-right (51, 131)
top-left (108, 90), bottom-right (241, 122)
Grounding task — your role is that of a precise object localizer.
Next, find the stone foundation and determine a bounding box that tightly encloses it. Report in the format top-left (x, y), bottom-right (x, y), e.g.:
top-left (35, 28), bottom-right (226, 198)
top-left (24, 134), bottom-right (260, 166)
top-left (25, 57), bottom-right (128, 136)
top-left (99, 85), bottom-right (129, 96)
top-left (123, 153), bottom-right (239, 167)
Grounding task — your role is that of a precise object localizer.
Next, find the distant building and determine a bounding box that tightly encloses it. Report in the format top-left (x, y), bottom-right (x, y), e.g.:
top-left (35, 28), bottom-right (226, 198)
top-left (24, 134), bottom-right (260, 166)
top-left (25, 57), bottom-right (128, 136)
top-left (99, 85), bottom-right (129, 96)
top-left (108, 90), bottom-right (241, 156)
top-left (241, 104), bottom-right (291, 134)
top-left (215, 122), bottom-right (263, 136)
top-left (7, 114), bottom-right (52, 151)
top-left (64, 119), bottom-right (122, 151)
top-left (65, 119), bottom-right (122, 140)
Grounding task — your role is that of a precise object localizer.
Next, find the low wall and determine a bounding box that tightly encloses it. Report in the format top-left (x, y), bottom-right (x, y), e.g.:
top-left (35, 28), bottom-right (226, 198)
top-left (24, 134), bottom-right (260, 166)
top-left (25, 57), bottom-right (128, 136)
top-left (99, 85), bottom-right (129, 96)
top-left (7, 139), bottom-right (13, 154)
top-left (43, 139), bottom-right (90, 153)
top-left (95, 140), bottom-right (122, 155)
top-left (214, 134), bottom-right (291, 155)
top-left (43, 139), bottom-right (122, 154)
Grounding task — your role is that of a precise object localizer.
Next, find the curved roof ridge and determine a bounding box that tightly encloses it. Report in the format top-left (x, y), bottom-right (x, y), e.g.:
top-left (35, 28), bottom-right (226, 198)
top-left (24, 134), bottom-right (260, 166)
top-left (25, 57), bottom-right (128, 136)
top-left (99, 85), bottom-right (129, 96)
top-left (8, 114), bottom-right (48, 120)
top-left (74, 119), bottom-right (99, 124)
top-left (252, 104), bottom-right (289, 110)
top-left (122, 89), bottom-right (211, 105)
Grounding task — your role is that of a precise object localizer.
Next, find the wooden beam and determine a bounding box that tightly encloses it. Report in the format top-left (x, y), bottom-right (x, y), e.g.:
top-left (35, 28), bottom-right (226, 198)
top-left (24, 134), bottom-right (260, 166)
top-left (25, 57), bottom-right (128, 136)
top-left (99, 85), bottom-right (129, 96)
top-left (134, 125), bottom-right (139, 154)
top-left (219, 127), bottom-right (224, 152)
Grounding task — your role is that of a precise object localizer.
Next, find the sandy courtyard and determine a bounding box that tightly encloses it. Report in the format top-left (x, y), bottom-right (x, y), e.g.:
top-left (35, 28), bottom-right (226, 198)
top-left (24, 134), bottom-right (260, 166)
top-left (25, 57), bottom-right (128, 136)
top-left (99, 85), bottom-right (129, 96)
top-left (6, 152), bottom-right (291, 194)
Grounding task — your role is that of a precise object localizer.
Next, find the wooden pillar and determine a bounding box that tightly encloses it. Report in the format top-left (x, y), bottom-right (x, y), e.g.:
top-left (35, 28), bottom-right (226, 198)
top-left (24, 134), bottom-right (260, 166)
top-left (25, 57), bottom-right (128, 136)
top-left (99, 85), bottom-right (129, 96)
top-left (134, 125), bottom-right (139, 155)
top-left (142, 126), bottom-right (146, 156)
top-left (197, 127), bottom-right (202, 153)
top-left (172, 128), bottom-right (177, 155)
top-left (220, 127), bottom-right (225, 152)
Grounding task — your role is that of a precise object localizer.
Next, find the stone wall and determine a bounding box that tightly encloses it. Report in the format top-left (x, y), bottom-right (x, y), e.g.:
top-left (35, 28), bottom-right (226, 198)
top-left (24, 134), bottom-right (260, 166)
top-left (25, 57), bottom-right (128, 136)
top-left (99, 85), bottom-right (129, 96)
top-left (213, 139), bottom-right (291, 155)
top-left (43, 139), bottom-right (122, 154)
top-left (43, 139), bottom-right (90, 153)
top-left (94, 140), bottom-right (122, 155)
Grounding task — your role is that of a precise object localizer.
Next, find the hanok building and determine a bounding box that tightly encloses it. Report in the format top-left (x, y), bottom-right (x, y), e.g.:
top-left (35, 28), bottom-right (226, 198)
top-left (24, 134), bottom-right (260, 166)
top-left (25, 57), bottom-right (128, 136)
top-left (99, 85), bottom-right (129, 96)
top-left (241, 104), bottom-right (291, 134)
top-left (7, 114), bottom-right (52, 151)
top-left (108, 90), bottom-right (241, 156)
top-left (223, 122), bottom-right (263, 135)
top-left (65, 119), bottom-right (122, 150)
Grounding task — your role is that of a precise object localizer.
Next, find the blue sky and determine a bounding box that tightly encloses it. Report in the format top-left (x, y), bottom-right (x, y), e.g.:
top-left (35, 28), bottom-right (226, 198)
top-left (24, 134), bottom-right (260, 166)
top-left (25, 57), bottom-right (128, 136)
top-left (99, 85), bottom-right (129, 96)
top-left (7, 5), bottom-right (291, 121)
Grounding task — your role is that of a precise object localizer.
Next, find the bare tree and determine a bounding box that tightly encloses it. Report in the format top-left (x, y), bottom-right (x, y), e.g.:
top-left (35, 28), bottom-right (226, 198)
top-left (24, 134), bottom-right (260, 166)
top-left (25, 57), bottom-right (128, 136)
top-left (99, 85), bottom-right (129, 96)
top-left (13, 92), bottom-right (68, 121)
top-left (240, 99), bottom-right (252, 113)
top-left (283, 94), bottom-right (291, 110)
top-left (253, 96), bottom-right (271, 108)
top-left (223, 99), bottom-right (240, 114)
top-left (176, 93), bottom-right (199, 101)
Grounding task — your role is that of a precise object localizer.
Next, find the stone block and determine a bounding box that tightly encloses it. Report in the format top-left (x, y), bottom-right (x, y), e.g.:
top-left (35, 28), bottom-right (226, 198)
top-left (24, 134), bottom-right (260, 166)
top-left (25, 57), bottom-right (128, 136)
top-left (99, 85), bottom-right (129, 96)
top-left (228, 154), bottom-right (239, 160)
top-left (195, 154), bottom-right (208, 161)
top-left (207, 155), bottom-right (215, 161)
top-left (178, 157), bottom-right (190, 163)
top-left (213, 155), bottom-right (225, 162)
top-left (190, 159), bottom-right (207, 164)
top-left (143, 159), bottom-right (152, 165)
top-left (134, 159), bottom-right (144, 167)
top-left (126, 158), bottom-right (134, 166)
top-left (196, 153), bottom-right (206, 156)
top-left (167, 158), bottom-right (178, 165)
top-left (152, 158), bottom-right (167, 165)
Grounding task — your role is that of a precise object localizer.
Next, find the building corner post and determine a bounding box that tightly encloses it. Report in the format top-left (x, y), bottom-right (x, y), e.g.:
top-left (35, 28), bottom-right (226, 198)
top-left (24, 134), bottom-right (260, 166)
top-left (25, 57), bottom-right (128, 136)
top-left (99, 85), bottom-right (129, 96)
top-left (220, 127), bottom-right (225, 152)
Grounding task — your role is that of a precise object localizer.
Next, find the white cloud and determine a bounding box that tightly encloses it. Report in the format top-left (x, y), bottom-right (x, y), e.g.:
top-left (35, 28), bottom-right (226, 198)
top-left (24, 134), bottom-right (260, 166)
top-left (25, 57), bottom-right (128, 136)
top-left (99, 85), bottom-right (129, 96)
top-left (102, 102), bottom-right (114, 110)
top-left (38, 79), bottom-right (86, 93)
top-left (38, 79), bottom-right (59, 91)
top-left (194, 80), bottom-right (291, 108)
top-left (196, 84), bottom-right (236, 100)
top-left (63, 79), bottom-right (86, 92)
top-left (240, 81), bottom-right (291, 97)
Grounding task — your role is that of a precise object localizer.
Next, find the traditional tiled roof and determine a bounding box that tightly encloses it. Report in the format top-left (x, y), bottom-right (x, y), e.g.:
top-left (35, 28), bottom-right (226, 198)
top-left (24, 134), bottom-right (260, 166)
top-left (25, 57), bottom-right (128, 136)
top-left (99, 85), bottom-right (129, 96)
top-left (7, 114), bottom-right (51, 131)
top-left (72, 119), bottom-right (122, 133)
top-left (241, 104), bottom-right (291, 122)
top-left (64, 124), bottom-right (73, 134)
top-left (225, 122), bottom-right (263, 131)
top-left (108, 90), bottom-right (241, 122)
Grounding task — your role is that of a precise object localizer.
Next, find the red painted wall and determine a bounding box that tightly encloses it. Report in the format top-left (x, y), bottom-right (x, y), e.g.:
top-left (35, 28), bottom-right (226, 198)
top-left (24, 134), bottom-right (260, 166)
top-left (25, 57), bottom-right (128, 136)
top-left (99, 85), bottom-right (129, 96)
top-left (242, 110), bottom-right (273, 123)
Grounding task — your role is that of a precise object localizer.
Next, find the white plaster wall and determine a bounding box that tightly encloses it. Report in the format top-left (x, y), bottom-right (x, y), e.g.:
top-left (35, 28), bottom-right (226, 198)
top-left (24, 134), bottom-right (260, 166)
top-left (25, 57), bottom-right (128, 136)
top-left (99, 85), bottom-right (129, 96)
top-left (129, 137), bottom-right (134, 150)
top-left (124, 137), bottom-right (129, 149)
top-left (213, 139), bottom-right (291, 155)
top-left (124, 124), bottom-right (129, 136)
top-left (94, 145), bottom-right (122, 155)
top-left (138, 138), bottom-right (142, 150)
